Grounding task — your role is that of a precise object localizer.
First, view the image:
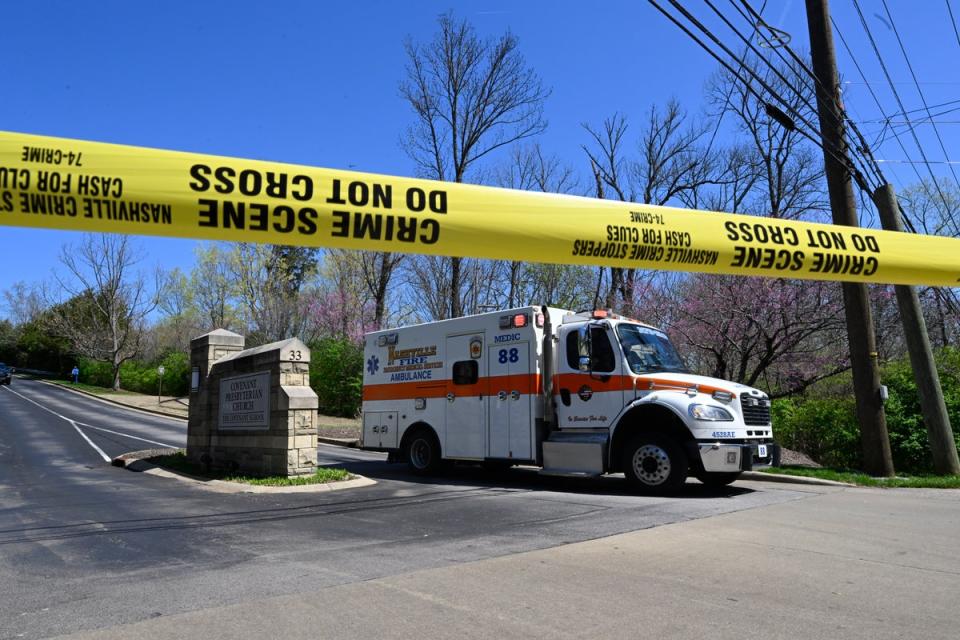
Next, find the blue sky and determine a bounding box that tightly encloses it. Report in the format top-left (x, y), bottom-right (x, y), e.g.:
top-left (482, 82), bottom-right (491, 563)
top-left (2, 0), bottom-right (958, 318)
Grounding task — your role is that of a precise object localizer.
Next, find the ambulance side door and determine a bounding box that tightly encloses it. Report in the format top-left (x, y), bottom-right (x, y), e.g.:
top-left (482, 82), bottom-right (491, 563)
top-left (554, 323), bottom-right (624, 430)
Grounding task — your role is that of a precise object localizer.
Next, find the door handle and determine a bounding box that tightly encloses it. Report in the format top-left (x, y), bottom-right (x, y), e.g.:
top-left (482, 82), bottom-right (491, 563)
top-left (511, 390), bottom-right (520, 400)
top-left (446, 393), bottom-right (455, 402)
top-left (497, 390), bottom-right (507, 401)
top-left (372, 426), bottom-right (379, 433)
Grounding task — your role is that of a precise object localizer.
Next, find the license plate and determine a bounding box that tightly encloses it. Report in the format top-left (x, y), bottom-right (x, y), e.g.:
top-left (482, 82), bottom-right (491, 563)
top-left (758, 444), bottom-right (768, 458)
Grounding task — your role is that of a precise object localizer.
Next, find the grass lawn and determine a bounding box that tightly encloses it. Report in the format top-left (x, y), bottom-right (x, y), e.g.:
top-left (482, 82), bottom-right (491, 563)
top-left (47, 379), bottom-right (137, 395)
top-left (150, 450), bottom-right (351, 486)
top-left (761, 466), bottom-right (960, 488)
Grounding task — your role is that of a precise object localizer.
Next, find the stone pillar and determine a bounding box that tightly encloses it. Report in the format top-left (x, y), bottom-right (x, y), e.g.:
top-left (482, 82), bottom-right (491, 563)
top-left (187, 333), bottom-right (318, 477)
top-left (187, 329), bottom-right (245, 463)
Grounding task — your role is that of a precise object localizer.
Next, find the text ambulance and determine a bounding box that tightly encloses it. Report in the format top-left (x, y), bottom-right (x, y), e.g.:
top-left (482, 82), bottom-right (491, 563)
top-left (361, 306), bottom-right (778, 493)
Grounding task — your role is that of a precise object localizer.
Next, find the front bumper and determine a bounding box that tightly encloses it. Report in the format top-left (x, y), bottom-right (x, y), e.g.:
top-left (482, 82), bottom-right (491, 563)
top-left (698, 441), bottom-right (780, 472)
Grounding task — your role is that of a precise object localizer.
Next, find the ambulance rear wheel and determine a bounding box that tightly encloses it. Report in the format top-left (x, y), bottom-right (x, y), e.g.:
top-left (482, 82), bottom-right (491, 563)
top-left (406, 429), bottom-right (441, 475)
top-left (622, 434), bottom-right (688, 494)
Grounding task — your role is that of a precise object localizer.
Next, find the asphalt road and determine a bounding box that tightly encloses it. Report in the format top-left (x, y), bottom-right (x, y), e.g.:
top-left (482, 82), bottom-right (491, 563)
top-left (0, 377), bottom-right (820, 639)
top-left (4, 379), bottom-right (959, 640)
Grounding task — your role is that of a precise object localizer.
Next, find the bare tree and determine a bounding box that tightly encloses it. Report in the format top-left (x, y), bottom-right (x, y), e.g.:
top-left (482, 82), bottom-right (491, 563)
top-left (494, 144), bottom-right (578, 307)
top-left (404, 254), bottom-right (455, 321)
top-left (305, 250), bottom-right (372, 343)
top-left (638, 56), bottom-right (844, 397)
top-left (705, 54), bottom-right (827, 220)
top-left (230, 244), bottom-right (319, 345)
top-left (359, 251), bottom-right (404, 331)
top-left (46, 235), bottom-right (158, 390)
top-left (3, 281), bottom-right (45, 325)
top-left (147, 268), bottom-right (203, 356)
top-left (582, 101), bottom-right (714, 308)
top-left (400, 11), bottom-right (549, 318)
top-left (191, 243), bottom-right (238, 332)
top-left (898, 179), bottom-right (960, 347)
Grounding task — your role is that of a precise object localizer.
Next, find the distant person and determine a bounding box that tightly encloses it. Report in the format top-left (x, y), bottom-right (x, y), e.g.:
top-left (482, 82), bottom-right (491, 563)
top-left (71, 366), bottom-right (79, 384)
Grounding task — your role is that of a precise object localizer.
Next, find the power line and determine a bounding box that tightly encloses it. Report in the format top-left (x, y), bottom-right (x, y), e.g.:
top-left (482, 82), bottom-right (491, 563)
top-left (868, 105), bottom-right (960, 149)
top-left (845, 0), bottom-right (960, 235)
top-left (881, 121), bottom-right (960, 125)
top-left (877, 159), bottom-right (960, 165)
top-left (709, 0), bottom-right (959, 245)
top-left (831, 17), bottom-right (926, 191)
top-left (862, 103), bottom-right (960, 124)
top-left (880, 0), bottom-right (960, 200)
top-left (947, 0), bottom-right (960, 51)
top-left (730, 0), bottom-right (885, 189)
top-left (881, 97), bottom-right (960, 119)
top-left (648, 0), bottom-right (873, 191)
top-left (850, 0), bottom-right (955, 206)
top-left (841, 80), bottom-right (960, 85)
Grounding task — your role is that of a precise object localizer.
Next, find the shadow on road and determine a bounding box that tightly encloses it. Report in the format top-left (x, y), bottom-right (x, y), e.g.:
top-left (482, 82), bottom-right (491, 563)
top-left (322, 454), bottom-right (754, 500)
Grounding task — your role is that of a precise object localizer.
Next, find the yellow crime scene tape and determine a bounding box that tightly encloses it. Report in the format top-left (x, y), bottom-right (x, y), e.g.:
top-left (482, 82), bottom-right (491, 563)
top-left (0, 130), bottom-right (957, 287)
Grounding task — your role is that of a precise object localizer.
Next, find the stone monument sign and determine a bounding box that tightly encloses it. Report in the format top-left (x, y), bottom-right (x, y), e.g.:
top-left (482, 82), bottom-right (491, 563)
top-left (187, 329), bottom-right (318, 477)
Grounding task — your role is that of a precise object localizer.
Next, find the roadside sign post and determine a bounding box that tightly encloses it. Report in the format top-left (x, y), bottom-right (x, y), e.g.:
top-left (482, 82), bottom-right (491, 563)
top-left (157, 365), bottom-right (165, 404)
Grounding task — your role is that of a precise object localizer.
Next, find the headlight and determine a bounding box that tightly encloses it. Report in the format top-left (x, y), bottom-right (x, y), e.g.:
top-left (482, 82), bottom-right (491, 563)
top-left (688, 403), bottom-right (734, 421)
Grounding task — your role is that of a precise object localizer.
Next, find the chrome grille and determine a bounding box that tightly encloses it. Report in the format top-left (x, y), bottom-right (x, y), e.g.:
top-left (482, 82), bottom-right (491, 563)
top-left (740, 396), bottom-right (771, 426)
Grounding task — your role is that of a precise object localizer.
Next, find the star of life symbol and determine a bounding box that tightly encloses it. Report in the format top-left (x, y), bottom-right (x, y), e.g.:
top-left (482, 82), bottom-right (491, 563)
top-left (367, 355), bottom-right (380, 375)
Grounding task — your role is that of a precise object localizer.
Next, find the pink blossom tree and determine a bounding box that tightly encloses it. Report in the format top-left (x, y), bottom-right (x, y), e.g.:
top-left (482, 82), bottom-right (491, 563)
top-left (632, 275), bottom-right (849, 397)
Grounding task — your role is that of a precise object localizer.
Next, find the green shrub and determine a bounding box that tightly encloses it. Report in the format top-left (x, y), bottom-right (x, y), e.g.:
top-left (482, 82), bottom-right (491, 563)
top-left (76, 358), bottom-right (114, 388)
top-left (879, 348), bottom-right (960, 473)
top-left (308, 337), bottom-right (363, 417)
top-left (773, 347), bottom-right (960, 473)
top-left (76, 351), bottom-right (190, 396)
top-left (772, 395), bottom-right (861, 469)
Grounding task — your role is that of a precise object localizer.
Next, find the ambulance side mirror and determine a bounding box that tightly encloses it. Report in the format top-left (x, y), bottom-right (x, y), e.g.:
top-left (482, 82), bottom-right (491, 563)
top-left (577, 325), bottom-right (592, 372)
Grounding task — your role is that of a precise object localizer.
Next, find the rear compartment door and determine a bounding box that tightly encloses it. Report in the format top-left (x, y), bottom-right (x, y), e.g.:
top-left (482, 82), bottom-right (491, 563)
top-left (362, 411), bottom-right (397, 448)
top-left (443, 333), bottom-right (486, 458)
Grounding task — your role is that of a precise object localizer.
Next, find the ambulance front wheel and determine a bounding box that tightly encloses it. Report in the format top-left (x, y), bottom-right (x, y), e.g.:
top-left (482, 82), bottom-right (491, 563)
top-left (622, 434), bottom-right (688, 494)
top-left (405, 428), bottom-right (442, 475)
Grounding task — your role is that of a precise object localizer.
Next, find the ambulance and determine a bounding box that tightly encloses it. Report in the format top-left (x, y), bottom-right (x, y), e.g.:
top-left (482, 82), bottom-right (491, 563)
top-left (361, 306), bottom-right (778, 493)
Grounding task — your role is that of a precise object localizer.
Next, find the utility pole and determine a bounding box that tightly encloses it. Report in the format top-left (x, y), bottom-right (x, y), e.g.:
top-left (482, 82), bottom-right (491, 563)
top-left (805, 0), bottom-right (894, 476)
top-left (873, 184), bottom-right (960, 474)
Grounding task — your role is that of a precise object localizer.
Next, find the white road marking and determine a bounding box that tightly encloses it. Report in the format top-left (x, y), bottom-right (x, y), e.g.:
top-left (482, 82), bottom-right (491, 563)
top-left (0, 385), bottom-right (179, 461)
top-left (74, 421), bottom-right (178, 449)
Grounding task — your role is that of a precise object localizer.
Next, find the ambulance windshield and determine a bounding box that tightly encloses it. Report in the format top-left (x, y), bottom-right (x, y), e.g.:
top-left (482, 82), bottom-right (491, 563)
top-left (616, 324), bottom-right (688, 375)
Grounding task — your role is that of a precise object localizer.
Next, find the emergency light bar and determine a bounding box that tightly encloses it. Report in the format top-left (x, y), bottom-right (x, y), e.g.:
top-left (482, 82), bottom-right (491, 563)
top-left (377, 333), bottom-right (399, 347)
top-left (499, 313), bottom-right (529, 329)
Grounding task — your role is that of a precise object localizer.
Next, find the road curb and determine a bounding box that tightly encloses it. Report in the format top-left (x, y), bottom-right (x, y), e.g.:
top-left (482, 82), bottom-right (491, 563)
top-left (318, 436), bottom-right (360, 448)
top-left (112, 448), bottom-right (376, 493)
top-left (741, 470), bottom-right (854, 487)
top-left (36, 379), bottom-right (188, 421)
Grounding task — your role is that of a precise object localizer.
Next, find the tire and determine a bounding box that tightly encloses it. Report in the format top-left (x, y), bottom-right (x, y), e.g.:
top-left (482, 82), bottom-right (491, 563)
top-left (696, 471), bottom-right (741, 487)
top-left (622, 434), bottom-right (688, 494)
top-left (405, 429), bottom-right (442, 476)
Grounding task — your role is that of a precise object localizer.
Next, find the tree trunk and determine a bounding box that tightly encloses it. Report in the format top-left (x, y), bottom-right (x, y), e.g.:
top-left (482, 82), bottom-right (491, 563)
top-left (450, 257), bottom-right (462, 318)
top-left (374, 253), bottom-right (391, 330)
